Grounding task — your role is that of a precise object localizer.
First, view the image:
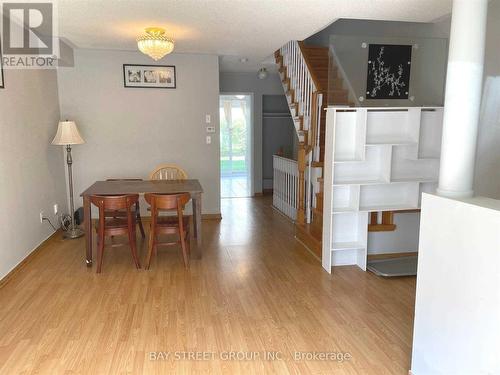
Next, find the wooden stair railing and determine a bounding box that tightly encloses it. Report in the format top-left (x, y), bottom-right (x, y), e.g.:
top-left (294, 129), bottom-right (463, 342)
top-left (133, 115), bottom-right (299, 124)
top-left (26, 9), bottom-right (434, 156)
top-left (275, 41), bottom-right (325, 224)
top-left (275, 40), bottom-right (351, 253)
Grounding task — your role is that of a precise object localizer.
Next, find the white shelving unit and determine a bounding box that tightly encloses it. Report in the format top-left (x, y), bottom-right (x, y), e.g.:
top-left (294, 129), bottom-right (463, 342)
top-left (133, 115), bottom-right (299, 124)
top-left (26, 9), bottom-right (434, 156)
top-left (322, 107), bottom-right (444, 273)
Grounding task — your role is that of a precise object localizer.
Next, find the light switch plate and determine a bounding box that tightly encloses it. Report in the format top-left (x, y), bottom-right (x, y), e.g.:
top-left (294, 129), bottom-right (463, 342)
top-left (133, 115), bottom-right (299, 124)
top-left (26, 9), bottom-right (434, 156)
top-left (206, 126), bottom-right (215, 133)
top-left (205, 114), bottom-right (211, 123)
top-left (206, 135), bottom-right (212, 144)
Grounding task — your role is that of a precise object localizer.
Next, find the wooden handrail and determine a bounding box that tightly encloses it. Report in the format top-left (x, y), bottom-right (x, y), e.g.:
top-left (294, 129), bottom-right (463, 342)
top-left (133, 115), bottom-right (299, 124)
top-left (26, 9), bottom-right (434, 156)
top-left (298, 41), bottom-right (325, 92)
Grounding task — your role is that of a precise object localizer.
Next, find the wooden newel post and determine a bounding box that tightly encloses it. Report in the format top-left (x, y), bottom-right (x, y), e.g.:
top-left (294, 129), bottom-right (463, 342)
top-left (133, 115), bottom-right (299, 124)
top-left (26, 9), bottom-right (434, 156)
top-left (297, 146), bottom-right (306, 223)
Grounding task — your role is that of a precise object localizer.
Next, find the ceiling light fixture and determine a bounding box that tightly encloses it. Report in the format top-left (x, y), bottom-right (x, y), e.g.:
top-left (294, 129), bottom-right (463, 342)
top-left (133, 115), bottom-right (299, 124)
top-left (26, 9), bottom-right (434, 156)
top-left (137, 27), bottom-right (174, 61)
top-left (257, 68), bottom-right (268, 80)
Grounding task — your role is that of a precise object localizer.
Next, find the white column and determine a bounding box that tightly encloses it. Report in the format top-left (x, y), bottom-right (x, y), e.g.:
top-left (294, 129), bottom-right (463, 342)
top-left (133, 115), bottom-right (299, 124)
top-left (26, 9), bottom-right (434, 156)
top-left (437, 0), bottom-right (488, 198)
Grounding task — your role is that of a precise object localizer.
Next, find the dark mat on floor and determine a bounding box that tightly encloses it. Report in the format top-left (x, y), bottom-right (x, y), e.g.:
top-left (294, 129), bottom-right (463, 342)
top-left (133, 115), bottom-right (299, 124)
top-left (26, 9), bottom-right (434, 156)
top-left (367, 256), bottom-right (418, 277)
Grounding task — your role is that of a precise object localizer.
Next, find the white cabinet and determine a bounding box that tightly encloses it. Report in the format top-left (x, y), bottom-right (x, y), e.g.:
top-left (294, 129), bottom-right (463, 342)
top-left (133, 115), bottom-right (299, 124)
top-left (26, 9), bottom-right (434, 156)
top-left (322, 107), bottom-right (444, 273)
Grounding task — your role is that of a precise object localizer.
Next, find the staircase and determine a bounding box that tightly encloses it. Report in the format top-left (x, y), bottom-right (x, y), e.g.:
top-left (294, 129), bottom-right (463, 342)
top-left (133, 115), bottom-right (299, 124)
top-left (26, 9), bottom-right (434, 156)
top-left (274, 41), bottom-right (351, 258)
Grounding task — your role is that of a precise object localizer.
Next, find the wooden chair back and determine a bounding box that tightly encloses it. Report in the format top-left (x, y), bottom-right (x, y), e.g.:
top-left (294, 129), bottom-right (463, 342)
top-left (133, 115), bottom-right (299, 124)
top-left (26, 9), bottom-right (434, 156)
top-left (144, 193), bottom-right (191, 269)
top-left (149, 164), bottom-right (188, 180)
top-left (145, 193), bottom-right (190, 216)
top-left (90, 194), bottom-right (140, 273)
top-left (90, 194), bottom-right (139, 218)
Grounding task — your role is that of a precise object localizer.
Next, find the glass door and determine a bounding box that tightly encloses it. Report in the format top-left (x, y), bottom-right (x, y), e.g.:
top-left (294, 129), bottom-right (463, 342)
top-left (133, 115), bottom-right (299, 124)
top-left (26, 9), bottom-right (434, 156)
top-left (220, 94), bottom-right (252, 198)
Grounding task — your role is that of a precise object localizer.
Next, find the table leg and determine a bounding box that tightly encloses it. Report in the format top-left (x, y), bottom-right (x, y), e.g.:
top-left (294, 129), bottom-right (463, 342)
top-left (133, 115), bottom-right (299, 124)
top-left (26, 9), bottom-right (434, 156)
top-left (83, 195), bottom-right (92, 266)
top-left (192, 193), bottom-right (202, 259)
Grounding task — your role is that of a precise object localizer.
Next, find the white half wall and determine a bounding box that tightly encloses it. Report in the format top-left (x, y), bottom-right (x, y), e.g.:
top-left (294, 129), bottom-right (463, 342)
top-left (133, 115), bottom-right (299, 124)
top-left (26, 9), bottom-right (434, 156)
top-left (411, 193), bottom-right (500, 374)
top-left (0, 69), bottom-right (67, 280)
top-left (57, 49), bottom-right (220, 214)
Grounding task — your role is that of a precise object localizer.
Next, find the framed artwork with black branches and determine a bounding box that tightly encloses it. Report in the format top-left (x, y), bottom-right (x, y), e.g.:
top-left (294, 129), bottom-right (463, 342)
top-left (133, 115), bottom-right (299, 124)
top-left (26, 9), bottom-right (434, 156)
top-left (366, 44), bottom-right (412, 99)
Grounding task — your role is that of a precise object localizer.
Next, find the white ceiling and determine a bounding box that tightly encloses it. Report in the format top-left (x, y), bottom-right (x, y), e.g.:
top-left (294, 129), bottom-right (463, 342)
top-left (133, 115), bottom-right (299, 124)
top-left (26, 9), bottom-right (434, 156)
top-left (56, 0), bottom-right (452, 72)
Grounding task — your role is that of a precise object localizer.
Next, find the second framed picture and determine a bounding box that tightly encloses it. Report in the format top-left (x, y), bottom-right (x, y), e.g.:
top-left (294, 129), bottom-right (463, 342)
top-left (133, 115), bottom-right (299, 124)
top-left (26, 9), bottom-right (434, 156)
top-left (123, 64), bottom-right (176, 89)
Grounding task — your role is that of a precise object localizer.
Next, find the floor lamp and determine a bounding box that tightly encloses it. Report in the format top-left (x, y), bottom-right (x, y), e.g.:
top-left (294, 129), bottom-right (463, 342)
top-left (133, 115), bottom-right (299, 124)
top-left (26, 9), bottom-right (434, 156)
top-left (52, 120), bottom-right (85, 239)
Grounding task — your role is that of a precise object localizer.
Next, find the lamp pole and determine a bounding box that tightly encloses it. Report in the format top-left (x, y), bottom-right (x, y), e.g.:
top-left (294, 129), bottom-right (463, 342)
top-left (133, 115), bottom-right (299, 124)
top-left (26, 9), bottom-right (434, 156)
top-left (65, 144), bottom-right (84, 238)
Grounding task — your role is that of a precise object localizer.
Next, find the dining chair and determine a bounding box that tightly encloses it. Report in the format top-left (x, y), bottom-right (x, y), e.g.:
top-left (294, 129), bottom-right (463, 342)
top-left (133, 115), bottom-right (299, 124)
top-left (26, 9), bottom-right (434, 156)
top-left (105, 178), bottom-right (146, 238)
top-left (149, 164), bottom-right (188, 180)
top-left (90, 194), bottom-right (141, 273)
top-left (144, 193), bottom-right (191, 269)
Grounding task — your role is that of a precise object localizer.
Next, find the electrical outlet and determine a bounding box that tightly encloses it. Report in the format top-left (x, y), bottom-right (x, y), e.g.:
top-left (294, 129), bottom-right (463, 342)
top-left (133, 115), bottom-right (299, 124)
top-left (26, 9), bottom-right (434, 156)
top-left (205, 114), bottom-right (211, 123)
top-left (39, 211), bottom-right (45, 224)
top-left (206, 135), bottom-right (212, 144)
top-left (53, 204), bottom-right (59, 215)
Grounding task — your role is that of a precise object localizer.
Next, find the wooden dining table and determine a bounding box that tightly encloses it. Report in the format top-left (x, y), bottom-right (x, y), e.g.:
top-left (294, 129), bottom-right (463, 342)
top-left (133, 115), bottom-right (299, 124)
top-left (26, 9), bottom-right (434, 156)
top-left (80, 179), bottom-right (203, 266)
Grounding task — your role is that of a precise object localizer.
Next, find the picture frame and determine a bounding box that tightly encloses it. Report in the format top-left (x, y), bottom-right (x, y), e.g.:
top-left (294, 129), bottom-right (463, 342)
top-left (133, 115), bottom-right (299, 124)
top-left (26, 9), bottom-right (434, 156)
top-left (366, 44), bottom-right (412, 99)
top-left (123, 64), bottom-right (176, 89)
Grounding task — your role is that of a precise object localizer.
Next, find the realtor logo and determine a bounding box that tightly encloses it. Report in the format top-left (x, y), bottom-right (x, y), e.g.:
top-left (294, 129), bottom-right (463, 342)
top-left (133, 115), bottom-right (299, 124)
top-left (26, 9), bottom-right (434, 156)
top-left (2, 2), bottom-right (53, 55)
top-left (1, 1), bottom-right (60, 68)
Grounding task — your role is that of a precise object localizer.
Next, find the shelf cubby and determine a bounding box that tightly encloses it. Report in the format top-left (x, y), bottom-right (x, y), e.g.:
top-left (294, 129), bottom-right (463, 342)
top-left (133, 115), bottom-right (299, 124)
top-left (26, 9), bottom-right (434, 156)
top-left (365, 108), bottom-right (421, 145)
top-left (331, 248), bottom-right (367, 269)
top-left (332, 185), bottom-right (360, 213)
top-left (333, 109), bottom-right (366, 162)
top-left (333, 145), bottom-right (391, 185)
top-left (391, 145), bottom-right (440, 182)
top-left (331, 212), bottom-right (367, 245)
top-left (359, 182), bottom-right (419, 212)
top-left (330, 212), bottom-right (368, 270)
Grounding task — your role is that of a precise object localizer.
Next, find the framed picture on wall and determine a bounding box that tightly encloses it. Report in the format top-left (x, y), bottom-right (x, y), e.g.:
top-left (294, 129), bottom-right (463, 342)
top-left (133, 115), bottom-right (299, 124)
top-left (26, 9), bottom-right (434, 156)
top-left (366, 44), bottom-right (412, 99)
top-left (123, 64), bottom-right (176, 89)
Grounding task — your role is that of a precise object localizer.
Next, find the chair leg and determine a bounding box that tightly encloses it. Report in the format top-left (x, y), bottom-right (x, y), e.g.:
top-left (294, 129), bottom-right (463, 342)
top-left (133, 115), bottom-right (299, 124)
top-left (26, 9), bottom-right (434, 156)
top-left (137, 214), bottom-right (146, 239)
top-left (180, 229), bottom-right (189, 269)
top-left (145, 227), bottom-right (155, 270)
top-left (128, 226), bottom-right (141, 269)
top-left (96, 231), bottom-right (105, 274)
top-left (135, 202), bottom-right (145, 239)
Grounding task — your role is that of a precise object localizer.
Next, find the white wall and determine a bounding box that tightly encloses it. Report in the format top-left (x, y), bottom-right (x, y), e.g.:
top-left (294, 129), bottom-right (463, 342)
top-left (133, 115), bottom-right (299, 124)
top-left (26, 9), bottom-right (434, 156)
top-left (58, 49), bottom-right (220, 214)
top-left (306, 18), bottom-right (451, 46)
top-left (262, 94), bottom-right (296, 190)
top-left (307, 18), bottom-right (449, 107)
top-left (329, 34), bottom-right (448, 107)
top-left (411, 194), bottom-right (500, 374)
top-left (368, 212), bottom-right (420, 254)
top-left (219, 72), bottom-right (285, 193)
top-left (0, 69), bottom-right (67, 280)
top-left (475, 0), bottom-right (500, 199)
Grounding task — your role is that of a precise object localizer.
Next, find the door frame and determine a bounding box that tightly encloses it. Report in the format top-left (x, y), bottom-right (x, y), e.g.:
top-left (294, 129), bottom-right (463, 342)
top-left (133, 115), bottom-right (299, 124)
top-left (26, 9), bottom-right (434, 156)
top-left (219, 92), bottom-right (254, 197)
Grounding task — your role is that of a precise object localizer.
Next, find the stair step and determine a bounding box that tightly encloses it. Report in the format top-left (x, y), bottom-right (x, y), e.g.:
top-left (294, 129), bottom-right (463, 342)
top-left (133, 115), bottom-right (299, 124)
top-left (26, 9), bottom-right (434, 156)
top-left (311, 161), bottom-right (324, 168)
top-left (295, 223), bottom-right (322, 258)
top-left (293, 116), bottom-right (304, 130)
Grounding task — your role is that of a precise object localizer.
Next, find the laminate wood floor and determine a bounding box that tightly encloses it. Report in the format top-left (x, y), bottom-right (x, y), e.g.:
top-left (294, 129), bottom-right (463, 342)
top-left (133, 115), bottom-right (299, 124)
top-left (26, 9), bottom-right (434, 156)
top-left (0, 196), bottom-right (416, 374)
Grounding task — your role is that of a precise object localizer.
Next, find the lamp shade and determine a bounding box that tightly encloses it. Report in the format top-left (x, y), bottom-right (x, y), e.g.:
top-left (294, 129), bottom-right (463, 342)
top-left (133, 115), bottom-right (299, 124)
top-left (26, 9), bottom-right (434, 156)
top-left (52, 121), bottom-right (85, 145)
